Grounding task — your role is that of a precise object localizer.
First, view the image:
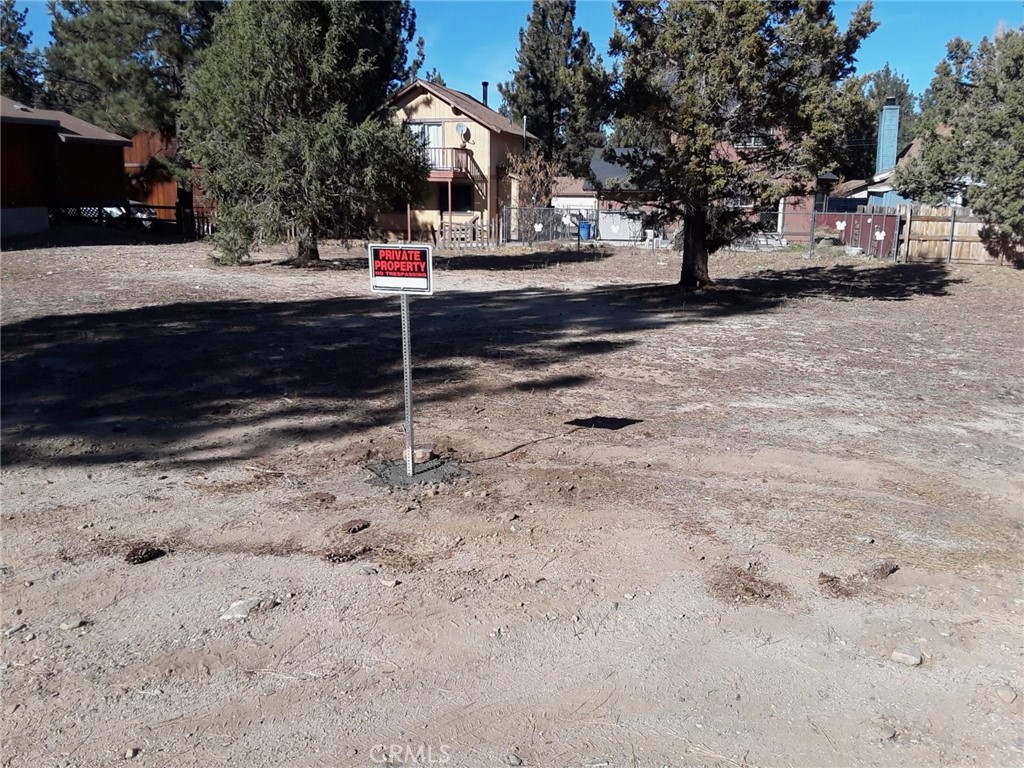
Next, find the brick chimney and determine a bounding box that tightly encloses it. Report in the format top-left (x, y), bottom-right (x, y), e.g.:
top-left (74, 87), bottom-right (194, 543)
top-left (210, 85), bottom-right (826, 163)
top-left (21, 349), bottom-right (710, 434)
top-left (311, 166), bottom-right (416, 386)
top-left (875, 96), bottom-right (901, 176)
top-left (482, 81), bottom-right (489, 107)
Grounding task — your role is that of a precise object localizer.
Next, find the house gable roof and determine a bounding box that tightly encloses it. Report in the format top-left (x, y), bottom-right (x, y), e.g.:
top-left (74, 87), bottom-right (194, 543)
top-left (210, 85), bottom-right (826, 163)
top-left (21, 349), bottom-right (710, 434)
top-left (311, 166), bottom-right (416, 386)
top-left (1, 96), bottom-right (131, 146)
top-left (584, 148), bottom-right (638, 191)
top-left (387, 79), bottom-right (538, 140)
top-left (834, 178), bottom-right (869, 196)
top-left (834, 137), bottom-right (924, 198)
top-left (552, 175), bottom-right (596, 197)
top-left (871, 136), bottom-right (922, 184)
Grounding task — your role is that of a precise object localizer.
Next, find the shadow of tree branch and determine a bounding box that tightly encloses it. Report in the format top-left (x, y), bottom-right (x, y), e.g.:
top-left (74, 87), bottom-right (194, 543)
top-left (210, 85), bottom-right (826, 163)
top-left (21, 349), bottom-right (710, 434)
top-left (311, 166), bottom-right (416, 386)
top-left (1, 261), bottom-right (961, 469)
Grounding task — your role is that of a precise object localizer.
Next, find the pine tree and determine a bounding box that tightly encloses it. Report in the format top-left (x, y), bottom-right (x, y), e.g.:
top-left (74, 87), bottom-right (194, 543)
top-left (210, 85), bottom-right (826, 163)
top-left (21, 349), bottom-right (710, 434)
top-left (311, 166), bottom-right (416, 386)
top-left (893, 39), bottom-right (971, 204)
top-left (896, 29), bottom-right (1024, 261)
top-left (1, 0), bottom-right (42, 105)
top-left (611, 0), bottom-right (877, 288)
top-left (179, 0), bottom-right (430, 265)
top-left (45, 0), bottom-right (223, 136)
top-left (865, 64), bottom-right (918, 149)
top-left (498, 0), bottom-right (609, 176)
top-left (423, 67), bottom-right (446, 87)
top-left (962, 29), bottom-right (1024, 259)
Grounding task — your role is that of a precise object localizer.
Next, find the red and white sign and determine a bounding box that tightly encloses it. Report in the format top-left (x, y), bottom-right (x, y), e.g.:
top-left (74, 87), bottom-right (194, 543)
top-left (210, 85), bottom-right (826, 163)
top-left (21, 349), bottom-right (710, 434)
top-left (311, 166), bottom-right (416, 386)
top-left (368, 244), bottom-right (433, 295)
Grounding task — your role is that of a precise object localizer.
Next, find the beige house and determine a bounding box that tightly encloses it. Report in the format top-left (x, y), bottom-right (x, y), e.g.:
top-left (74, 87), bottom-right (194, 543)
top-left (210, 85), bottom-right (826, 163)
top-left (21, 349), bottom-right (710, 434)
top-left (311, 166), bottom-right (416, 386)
top-left (381, 79), bottom-right (536, 245)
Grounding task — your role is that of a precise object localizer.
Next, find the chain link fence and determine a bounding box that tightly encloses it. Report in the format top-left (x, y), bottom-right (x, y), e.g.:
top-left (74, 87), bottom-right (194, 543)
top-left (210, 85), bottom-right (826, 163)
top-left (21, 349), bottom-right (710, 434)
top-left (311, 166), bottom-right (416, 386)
top-left (502, 207), bottom-right (597, 245)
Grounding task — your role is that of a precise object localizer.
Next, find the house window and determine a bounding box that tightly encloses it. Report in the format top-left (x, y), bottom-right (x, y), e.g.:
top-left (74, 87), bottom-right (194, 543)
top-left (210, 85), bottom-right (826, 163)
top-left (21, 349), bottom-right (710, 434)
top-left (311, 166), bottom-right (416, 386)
top-left (437, 183), bottom-right (474, 212)
top-left (409, 122), bottom-right (442, 149)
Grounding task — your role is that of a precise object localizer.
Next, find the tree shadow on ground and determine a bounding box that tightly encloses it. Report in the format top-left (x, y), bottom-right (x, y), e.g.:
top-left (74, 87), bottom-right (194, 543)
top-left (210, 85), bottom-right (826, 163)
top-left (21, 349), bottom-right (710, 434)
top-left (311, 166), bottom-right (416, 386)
top-left (719, 262), bottom-right (965, 300)
top-left (435, 247), bottom-right (613, 271)
top-left (0, 260), bottom-right (962, 469)
top-left (277, 247), bottom-right (614, 273)
top-left (0, 223), bottom-right (191, 252)
top-left (612, 261), bottom-right (964, 311)
top-left (0, 286), bottom-right (689, 468)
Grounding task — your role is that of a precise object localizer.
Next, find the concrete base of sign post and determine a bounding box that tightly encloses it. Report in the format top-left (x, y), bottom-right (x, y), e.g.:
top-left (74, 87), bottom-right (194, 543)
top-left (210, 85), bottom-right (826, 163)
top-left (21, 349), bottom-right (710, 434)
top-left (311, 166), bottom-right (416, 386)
top-left (366, 458), bottom-right (470, 489)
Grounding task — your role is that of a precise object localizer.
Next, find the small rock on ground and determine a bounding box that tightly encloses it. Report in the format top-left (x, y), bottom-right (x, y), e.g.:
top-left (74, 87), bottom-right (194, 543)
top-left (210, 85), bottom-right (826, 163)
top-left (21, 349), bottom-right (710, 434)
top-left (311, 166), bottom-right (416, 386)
top-left (59, 616), bottom-right (86, 630)
top-left (219, 598), bottom-right (262, 621)
top-left (5, 623), bottom-right (27, 637)
top-left (340, 519), bottom-right (370, 534)
top-left (891, 643), bottom-right (923, 666)
top-left (407, 446), bottom-right (436, 463)
top-left (506, 755), bottom-right (522, 766)
top-left (996, 685), bottom-right (1018, 704)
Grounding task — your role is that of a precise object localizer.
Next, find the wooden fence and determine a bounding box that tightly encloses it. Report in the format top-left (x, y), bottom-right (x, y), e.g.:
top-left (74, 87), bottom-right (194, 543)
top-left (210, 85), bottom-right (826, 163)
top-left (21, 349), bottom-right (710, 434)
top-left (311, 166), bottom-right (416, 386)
top-left (883, 204), bottom-right (1007, 265)
top-left (438, 219), bottom-right (495, 248)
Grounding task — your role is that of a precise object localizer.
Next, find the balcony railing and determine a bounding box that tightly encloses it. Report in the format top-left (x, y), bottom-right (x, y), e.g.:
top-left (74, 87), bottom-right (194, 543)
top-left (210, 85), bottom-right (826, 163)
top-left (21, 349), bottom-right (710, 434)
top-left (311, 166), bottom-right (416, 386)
top-left (426, 147), bottom-right (471, 173)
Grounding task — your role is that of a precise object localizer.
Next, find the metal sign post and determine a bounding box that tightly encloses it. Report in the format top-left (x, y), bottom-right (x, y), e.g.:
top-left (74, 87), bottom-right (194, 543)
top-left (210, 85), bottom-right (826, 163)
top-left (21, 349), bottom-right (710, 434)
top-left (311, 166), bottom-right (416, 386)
top-left (368, 243), bottom-right (433, 477)
top-left (400, 293), bottom-right (414, 476)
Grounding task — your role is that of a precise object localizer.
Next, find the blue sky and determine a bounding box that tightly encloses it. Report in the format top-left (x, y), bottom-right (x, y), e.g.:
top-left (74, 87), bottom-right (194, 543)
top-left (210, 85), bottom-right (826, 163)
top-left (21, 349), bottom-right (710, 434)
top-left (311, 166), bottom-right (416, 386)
top-left (16, 0), bottom-right (1024, 105)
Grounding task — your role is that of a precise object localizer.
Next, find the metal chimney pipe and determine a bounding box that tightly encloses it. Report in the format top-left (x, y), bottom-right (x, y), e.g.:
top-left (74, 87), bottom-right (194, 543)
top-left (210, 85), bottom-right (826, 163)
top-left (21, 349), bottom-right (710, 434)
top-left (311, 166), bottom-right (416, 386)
top-left (482, 81), bottom-right (488, 107)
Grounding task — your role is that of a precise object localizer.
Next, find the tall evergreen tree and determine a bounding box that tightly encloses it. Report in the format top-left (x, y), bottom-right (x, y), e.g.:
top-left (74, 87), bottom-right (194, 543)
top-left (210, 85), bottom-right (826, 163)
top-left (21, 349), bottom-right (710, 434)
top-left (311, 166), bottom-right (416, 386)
top-left (45, 0), bottom-right (223, 136)
top-left (179, 0), bottom-right (429, 265)
top-left (893, 39), bottom-right (972, 205)
top-left (1, 0), bottom-right (42, 104)
top-left (865, 63), bottom-right (918, 148)
top-left (896, 29), bottom-right (1024, 261)
top-left (498, 0), bottom-right (609, 176)
top-left (611, 0), bottom-right (877, 288)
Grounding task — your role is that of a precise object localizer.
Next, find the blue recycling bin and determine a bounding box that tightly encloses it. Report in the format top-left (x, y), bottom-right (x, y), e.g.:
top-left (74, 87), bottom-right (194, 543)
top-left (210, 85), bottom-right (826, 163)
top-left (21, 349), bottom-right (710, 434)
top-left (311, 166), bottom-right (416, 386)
top-left (578, 221), bottom-right (592, 240)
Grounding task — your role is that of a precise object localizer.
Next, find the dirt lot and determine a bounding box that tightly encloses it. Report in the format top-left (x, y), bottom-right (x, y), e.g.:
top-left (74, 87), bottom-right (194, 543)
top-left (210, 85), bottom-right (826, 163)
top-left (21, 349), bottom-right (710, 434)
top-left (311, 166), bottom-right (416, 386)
top-left (1, 235), bottom-right (1022, 768)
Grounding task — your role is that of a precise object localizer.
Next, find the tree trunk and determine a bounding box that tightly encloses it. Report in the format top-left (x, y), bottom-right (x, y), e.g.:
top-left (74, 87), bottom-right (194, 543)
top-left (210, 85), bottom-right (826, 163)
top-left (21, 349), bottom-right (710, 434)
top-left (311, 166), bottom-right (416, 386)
top-left (292, 223), bottom-right (320, 265)
top-left (678, 206), bottom-right (713, 290)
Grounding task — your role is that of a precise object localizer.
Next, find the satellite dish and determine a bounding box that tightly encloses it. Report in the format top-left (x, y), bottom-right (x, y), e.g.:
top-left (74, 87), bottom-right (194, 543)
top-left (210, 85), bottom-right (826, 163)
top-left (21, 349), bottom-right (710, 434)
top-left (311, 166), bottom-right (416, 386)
top-left (455, 122), bottom-right (468, 140)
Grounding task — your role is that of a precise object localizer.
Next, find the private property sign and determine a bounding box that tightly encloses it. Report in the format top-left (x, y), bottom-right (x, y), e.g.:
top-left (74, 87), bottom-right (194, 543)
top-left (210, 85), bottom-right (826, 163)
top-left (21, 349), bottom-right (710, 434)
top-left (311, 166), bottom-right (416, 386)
top-left (367, 242), bottom-right (434, 477)
top-left (369, 244), bottom-right (433, 295)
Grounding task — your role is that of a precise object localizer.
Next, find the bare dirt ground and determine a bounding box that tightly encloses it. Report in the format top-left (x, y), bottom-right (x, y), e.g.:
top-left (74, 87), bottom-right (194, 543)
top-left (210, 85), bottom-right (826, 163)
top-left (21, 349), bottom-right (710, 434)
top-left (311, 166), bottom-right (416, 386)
top-left (1, 233), bottom-right (1022, 768)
